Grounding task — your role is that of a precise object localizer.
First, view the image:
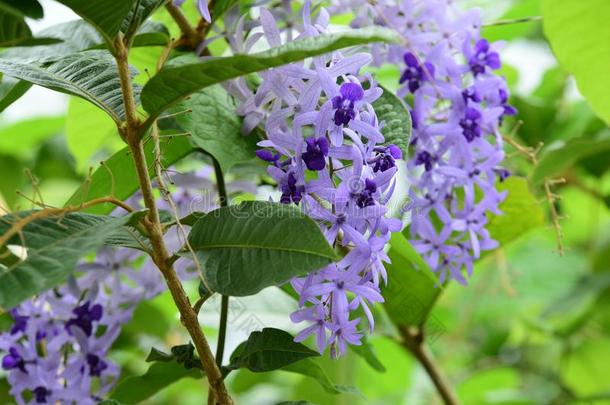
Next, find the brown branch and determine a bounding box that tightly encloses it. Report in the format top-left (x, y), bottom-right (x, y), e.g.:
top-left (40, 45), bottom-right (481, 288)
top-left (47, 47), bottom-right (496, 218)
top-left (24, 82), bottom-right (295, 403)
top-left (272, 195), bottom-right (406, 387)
top-left (114, 31), bottom-right (233, 405)
top-left (0, 197), bottom-right (134, 248)
top-left (399, 326), bottom-right (460, 405)
top-left (165, 2), bottom-right (203, 49)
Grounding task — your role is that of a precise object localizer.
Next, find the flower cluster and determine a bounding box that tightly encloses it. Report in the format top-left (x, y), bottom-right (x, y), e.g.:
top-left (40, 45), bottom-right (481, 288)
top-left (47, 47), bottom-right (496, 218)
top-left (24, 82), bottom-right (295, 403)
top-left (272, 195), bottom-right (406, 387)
top-left (0, 248), bottom-right (151, 405)
top-left (0, 166), bottom-right (243, 404)
top-left (333, 0), bottom-right (513, 283)
top-left (228, 4), bottom-right (402, 357)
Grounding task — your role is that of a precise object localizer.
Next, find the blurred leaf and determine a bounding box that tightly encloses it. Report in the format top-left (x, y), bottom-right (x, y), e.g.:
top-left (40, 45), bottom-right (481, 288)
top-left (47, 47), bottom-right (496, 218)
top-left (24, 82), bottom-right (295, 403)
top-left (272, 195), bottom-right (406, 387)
top-left (374, 84), bottom-right (412, 156)
top-left (487, 177), bottom-right (545, 244)
top-left (482, 0), bottom-right (541, 42)
top-left (55, 0), bottom-right (137, 42)
top-left (0, 76), bottom-right (31, 112)
top-left (0, 9), bottom-right (31, 47)
top-left (188, 201), bottom-right (337, 296)
top-left (457, 367), bottom-right (528, 405)
top-left (174, 85), bottom-right (257, 172)
top-left (561, 338), bottom-right (610, 397)
top-left (0, 50), bottom-right (138, 123)
top-left (111, 349), bottom-right (204, 404)
top-left (65, 98), bottom-right (120, 173)
top-left (65, 135), bottom-right (194, 214)
top-left (141, 27), bottom-right (400, 118)
top-left (349, 336), bottom-right (386, 373)
top-left (0, 211), bottom-right (143, 309)
top-left (532, 135), bottom-right (610, 184)
top-left (227, 328), bottom-right (319, 372)
top-left (212, 0), bottom-right (238, 20)
top-left (282, 358), bottom-right (361, 396)
top-left (0, 116), bottom-right (65, 157)
top-left (121, 300), bottom-right (172, 340)
top-left (382, 231), bottom-right (441, 327)
top-left (532, 66), bottom-right (567, 101)
top-left (543, 0), bottom-right (610, 125)
top-left (0, 0), bottom-right (43, 19)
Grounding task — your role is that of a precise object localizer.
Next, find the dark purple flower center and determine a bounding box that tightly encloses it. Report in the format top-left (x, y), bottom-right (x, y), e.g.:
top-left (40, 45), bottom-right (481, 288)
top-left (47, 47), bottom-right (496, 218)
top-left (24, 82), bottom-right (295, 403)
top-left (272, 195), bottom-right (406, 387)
top-left (255, 149), bottom-right (281, 166)
top-left (86, 353), bottom-right (108, 377)
top-left (10, 309), bottom-right (28, 335)
top-left (459, 108), bottom-right (482, 142)
top-left (332, 82), bottom-right (364, 126)
top-left (469, 39), bottom-right (501, 76)
top-left (2, 347), bottom-right (27, 373)
top-left (301, 136), bottom-right (329, 171)
top-left (65, 301), bottom-right (103, 337)
top-left (462, 87), bottom-right (481, 103)
top-left (400, 52), bottom-right (435, 93)
top-left (354, 178), bottom-right (377, 208)
top-left (33, 386), bottom-right (49, 403)
top-left (415, 151), bottom-right (434, 171)
top-left (280, 172), bottom-right (304, 205)
top-left (371, 144), bottom-right (402, 172)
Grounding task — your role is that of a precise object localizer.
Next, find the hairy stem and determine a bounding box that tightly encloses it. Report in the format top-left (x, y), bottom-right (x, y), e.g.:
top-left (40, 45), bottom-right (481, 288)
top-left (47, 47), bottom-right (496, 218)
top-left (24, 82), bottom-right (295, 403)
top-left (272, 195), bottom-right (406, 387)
top-left (114, 35), bottom-right (233, 405)
top-left (165, 2), bottom-right (202, 49)
top-left (400, 326), bottom-right (460, 405)
top-left (207, 157), bottom-right (230, 405)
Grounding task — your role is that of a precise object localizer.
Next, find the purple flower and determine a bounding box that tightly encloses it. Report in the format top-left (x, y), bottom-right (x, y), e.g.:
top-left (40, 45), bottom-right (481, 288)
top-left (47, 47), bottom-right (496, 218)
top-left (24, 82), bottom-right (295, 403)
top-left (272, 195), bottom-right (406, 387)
top-left (399, 52), bottom-right (435, 93)
top-left (86, 354), bottom-right (108, 377)
top-left (280, 172), bottom-right (304, 205)
top-left (332, 82), bottom-right (364, 126)
top-left (65, 302), bottom-right (103, 337)
top-left (33, 386), bottom-right (50, 403)
top-left (2, 347), bottom-right (27, 373)
top-left (302, 136), bottom-right (329, 170)
top-left (354, 178), bottom-right (378, 208)
top-left (469, 39), bottom-right (501, 76)
top-left (415, 151), bottom-right (434, 171)
top-left (328, 319), bottom-right (362, 359)
top-left (371, 144), bottom-right (402, 172)
top-left (460, 107), bottom-right (483, 142)
top-left (9, 309), bottom-right (28, 335)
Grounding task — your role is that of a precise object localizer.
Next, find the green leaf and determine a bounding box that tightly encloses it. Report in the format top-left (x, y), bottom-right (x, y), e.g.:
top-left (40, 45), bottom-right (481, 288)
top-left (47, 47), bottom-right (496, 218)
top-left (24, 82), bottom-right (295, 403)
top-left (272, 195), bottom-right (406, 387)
top-left (0, 50), bottom-right (138, 123)
top-left (0, 116), bottom-right (64, 157)
top-left (0, 75), bottom-right (31, 112)
top-left (0, 0), bottom-right (43, 19)
top-left (212, 0), bottom-right (238, 20)
top-left (487, 177), bottom-right (545, 245)
top-left (532, 135), bottom-right (610, 184)
top-left (282, 358), bottom-right (361, 396)
top-left (140, 27), bottom-right (400, 118)
top-left (228, 328), bottom-right (319, 372)
top-left (65, 97), bottom-right (121, 173)
top-left (374, 84), bottom-right (412, 156)
top-left (0, 20), bottom-right (167, 63)
top-left (0, 9), bottom-right (31, 47)
top-left (542, 0), bottom-right (610, 125)
top-left (382, 231), bottom-right (441, 327)
top-left (55, 0), bottom-right (137, 42)
top-left (349, 336), bottom-right (386, 373)
top-left (188, 201), bottom-right (337, 296)
top-left (174, 85), bottom-right (257, 172)
top-left (481, 0), bottom-right (541, 43)
top-left (65, 135), bottom-right (194, 215)
top-left (0, 211), bottom-right (142, 309)
top-left (121, 0), bottom-right (169, 41)
top-left (111, 349), bottom-right (204, 404)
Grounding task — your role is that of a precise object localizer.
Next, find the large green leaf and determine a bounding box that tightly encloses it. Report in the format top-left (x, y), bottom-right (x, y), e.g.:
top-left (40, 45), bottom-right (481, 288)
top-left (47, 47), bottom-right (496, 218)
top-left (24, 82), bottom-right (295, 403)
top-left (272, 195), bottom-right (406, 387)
top-left (374, 84), bottom-right (412, 156)
top-left (0, 211), bottom-right (142, 309)
top-left (188, 201), bottom-right (337, 296)
top-left (120, 0), bottom-right (168, 36)
top-left (282, 358), bottom-right (360, 395)
top-left (55, 0), bottom-right (137, 42)
top-left (227, 328), bottom-right (319, 372)
top-left (0, 116), bottom-right (65, 157)
top-left (140, 27), bottom-right (400, 118)
top-left (0, 76), bottom-right (31, 113)
top-left (174, 85), bottom-right (257, 172)
top-left (65, 97), bottom-right (121, 173)
top-left (65, 135), bottom-right (194, 214)
top-left (111, 346), bottom-right (203, 404)
top-left (5, 50), bottom-right (140, 123)
top-left (0, 20), bottom-right (168, 63)
top-left (382, 231), bottom-right (441, 327)
top-left (542, 0), bottom-right (610, 125)
top-left (0, 9), bottom-right (30, 47)
top-left (487, 177), bottom-right (545, 245)
top-left (0, 50), bottom-right (138, 123)
top-left (0, 0), bottom-right (43, 19)
top-left (532, 135), bottom-right (610, 184)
